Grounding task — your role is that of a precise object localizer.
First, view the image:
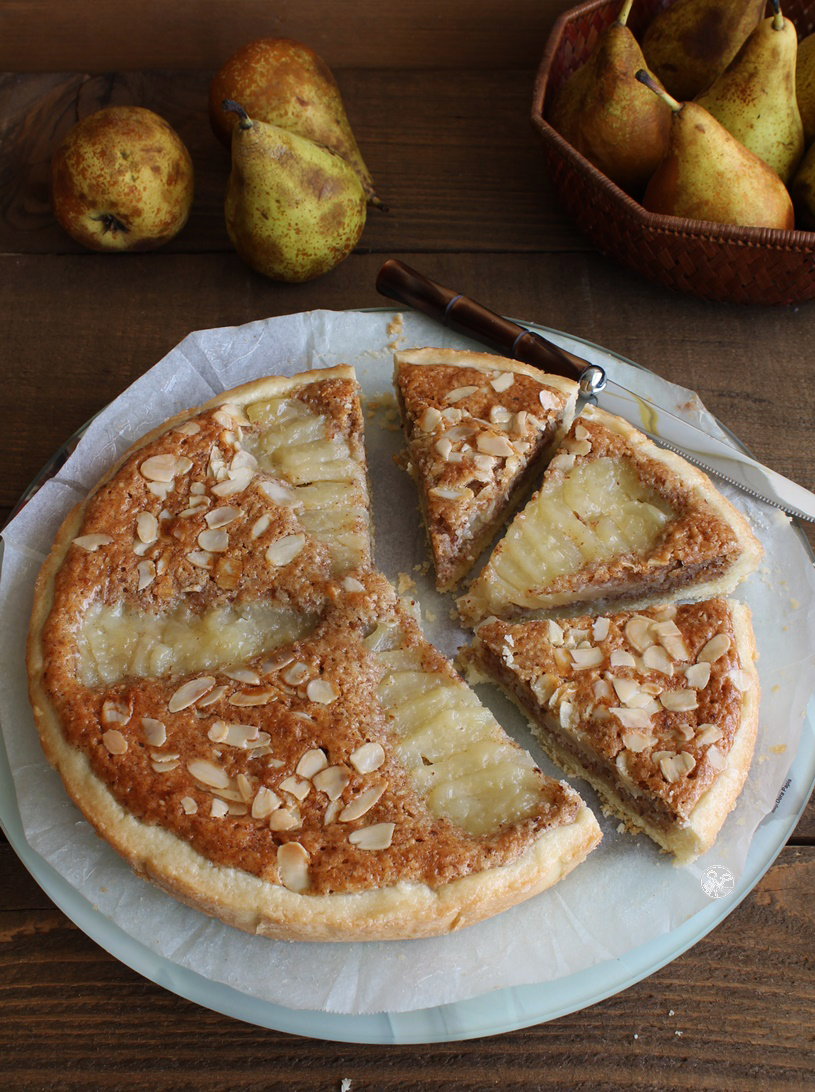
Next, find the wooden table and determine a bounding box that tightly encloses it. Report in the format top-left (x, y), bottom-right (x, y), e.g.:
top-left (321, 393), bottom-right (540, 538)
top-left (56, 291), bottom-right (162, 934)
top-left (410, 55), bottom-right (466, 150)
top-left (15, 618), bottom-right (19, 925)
top-left (2, 2), bottom-right (814, 1087)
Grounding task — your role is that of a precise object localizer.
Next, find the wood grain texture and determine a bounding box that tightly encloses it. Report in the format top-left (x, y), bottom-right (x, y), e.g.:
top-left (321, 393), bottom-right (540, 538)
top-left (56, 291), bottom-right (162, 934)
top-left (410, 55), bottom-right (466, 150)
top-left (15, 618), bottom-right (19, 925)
top-left (0, 69), bottom-right (586, 257)
top-left (0, 841), bottom-right (812, 1088)
top-left (0, 0), bottom-right (571, 73)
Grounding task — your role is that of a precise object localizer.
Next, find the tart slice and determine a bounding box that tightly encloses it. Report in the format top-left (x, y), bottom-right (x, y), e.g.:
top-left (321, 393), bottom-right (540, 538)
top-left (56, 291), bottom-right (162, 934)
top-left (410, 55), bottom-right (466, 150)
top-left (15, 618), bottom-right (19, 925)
top-left (460, 598), bottom-right (759, 863)
top-left (393, 347), bottom-right (578, 591)
top-left (458, 406), bottom-right (763, 626)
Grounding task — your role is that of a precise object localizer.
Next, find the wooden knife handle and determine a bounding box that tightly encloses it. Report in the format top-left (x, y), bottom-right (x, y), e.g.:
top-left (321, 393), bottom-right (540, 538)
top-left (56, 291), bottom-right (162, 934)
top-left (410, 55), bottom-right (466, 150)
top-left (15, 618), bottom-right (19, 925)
top-left (375, 259), bottom-right (595, 384)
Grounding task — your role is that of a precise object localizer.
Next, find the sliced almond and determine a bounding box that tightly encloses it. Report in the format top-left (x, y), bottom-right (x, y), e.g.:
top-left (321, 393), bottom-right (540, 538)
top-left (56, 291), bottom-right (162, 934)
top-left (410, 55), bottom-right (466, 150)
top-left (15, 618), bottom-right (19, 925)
top-left (251, 786), bottom-right (281, 819)
top-left (269, 807), bottom-right (300, 831)
top-left (684, 662), bottom-right (711, 689)
top-left (137, 559), bottom-right (156, 591)
top-left (277, 842), bottom-right (310, 892)
top-left (696, 723), bottom-right (723, 745)
top-left (296, 748), bottom-right (329, 779)
top-left (266, 534), bottom-right (306, 567)
top-left (339, 782), bottom-right (387, 822)
top-left (135, 512), bottom-right (159, 544)
top-left (73, 533), bottom-right (112, 552)
top-left (306, 678), bottom-right (338, 705)
top-left (197, 684), bottom-right (228, 708)
top-left (323, 799), bottom-right (343, 825)
top-left (282, 662), bottom-right (311, 687)
top-left (197, 528), bottom-right (228, 553)
top-left (206, 506), bottom-right (240, 529)
top-left (210, 798), bottom-right (229, 819)
top-left (151, 758), bottom-right (180, 774)
top-left (706, 745), bottom-right (726, 771)
top-left (610, 707), bottom-right (651, 730)
top-left (187, 758), bottom-right (230, 789)
top-left (698, 633), bottom-right (731, 664)
top-left (660, 751), bottom-right (696, 783)
top-left (278, 776), bottom-right (311, 801)
top-left (729, 669), bottom-right (754, 692)
top-left (570, 647), bottom-right (603, 670)
top-left (181, 796), bottom-right (198, 814)
top-left (445, 385), bottom-right (478, 403)
top-left (610, 649), bottom-right (636, 668)
top-left (476, 433), bottom-right (514, 458)
top-left (140, 454), bottom-right (179, 482)
top-left (612, 677), bottom-right (641, 705)
top-left (101, 698), bottom-right (131, 726)
top-left (229, 689), bottom-right (277, 707)
top-left (490, 371), bottom-right (514, 393)
top-left (659, 689), bottom-right (698, 712)
top-left (428, 485), bottom-right (472, 501)
top-left (625, 616), bottom-right (654, 652)
top-left (141, 717), bottom-right (167, 746)
top-left (169, 676), bottom-right (215, 712)
top-left (251, 514), bottom-right (272, 539)
top-left (350, 742), bottom-right (386, 774)
top-left (258, 479), bottom-right (298, 506)
top-left (207, 721), bottom-right (263, 749)
top-left (101, 729), bottom-right (127, 755)
top-left (348, 822), bottom-right (395, 850)
top-left (313, 765), bottom-right (351, 801)
top-left (434, 436), bottom-right (454, 461)
top-left (592, 617), bottom-right (610, 642)
top-left (187, 550), bottom-right (213, 570)
top-left (548, 453), bottom-right (575, 472)
top-left (342, 576), bottom-right (365, 593)
top-left (211, 466), bottom-right (254, 497)
top-left (223, 667), bottom-right (261, 685)
top-left (546, 619), bottom-right (565, 646)
top-left (622, 729), bottom-right (656, 753)
top-left (642, 644), bottom-right (675, 676)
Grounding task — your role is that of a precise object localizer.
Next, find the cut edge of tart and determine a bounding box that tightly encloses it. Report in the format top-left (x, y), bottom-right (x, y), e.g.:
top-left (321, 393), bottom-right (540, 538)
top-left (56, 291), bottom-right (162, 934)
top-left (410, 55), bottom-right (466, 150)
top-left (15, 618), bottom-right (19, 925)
top-left (393, 347), bottom-right (578, 593)
top-left (26, 368), bottom-right (601, 942)
top-left (460, 598), bottom-right (760, 865)
top-left (458, 405), bottom-right (764, 627)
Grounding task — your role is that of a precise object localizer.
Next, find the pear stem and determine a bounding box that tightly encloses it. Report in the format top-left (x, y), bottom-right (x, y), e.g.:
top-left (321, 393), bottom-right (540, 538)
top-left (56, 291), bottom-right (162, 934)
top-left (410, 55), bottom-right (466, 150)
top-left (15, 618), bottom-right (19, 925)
top-left (221, 99), bottom-right (253, 130)
top-left (635, 69), bottom-right (682, 112)
top-left (617, 0), bottom-right (635, 27)
top-left (772, 0), bottom-right (784, 30)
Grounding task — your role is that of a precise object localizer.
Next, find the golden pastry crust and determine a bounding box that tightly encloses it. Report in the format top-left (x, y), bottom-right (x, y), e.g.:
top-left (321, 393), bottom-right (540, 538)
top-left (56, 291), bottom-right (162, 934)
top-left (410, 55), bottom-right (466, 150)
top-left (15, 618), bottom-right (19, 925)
top-left (458, 406), bottom-right (764, 626)
top-left (394, 348), bottom-right (578, 592)
top-left (27, 368), bottom-right (601, 941)
top-left (461, 598), bottom-right (759, 863)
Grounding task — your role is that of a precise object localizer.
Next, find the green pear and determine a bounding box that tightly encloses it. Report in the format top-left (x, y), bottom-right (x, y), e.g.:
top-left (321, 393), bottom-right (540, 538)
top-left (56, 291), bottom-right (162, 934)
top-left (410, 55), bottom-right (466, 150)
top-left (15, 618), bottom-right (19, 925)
top-left (642, 0), bottom-right (767, 101)
top-left (223, 101), bottom-right (367, 283)
top-left (636, 71), bottom-right (795, 229)
top-left (790, 140), bottom-right (815, 228)
top-left (695, 0), bottom-right (803, 182)
top-left (795, 32), bottom-right (815, 147)
top-left (548, 0), bottom-right (672, 193)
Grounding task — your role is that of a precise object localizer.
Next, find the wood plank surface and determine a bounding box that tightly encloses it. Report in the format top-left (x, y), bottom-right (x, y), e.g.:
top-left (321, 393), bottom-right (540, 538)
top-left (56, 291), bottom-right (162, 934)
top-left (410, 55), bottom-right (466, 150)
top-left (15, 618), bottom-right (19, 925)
top-left (1, 8), bottom-right (815, 1083)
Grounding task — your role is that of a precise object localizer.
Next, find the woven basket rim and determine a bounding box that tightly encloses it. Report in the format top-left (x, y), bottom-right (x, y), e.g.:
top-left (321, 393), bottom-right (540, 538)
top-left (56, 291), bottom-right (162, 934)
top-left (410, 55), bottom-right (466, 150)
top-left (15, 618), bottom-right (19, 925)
top-left (531, 0), bottom-right (815, 253)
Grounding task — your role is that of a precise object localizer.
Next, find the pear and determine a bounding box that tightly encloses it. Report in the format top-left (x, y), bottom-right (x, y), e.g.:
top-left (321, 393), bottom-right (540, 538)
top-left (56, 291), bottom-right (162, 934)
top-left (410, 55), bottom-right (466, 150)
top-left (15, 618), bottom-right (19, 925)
top-left (223, 101), bottom-right (367, 283)
top-left (641, 0), bottom-right (767, 101)
top-left (790, 141), bottom-right (815, 229)
top-left (547, 0), bottom-right (672, 193)
top-left (210, 38), bottom-right (381, 206)
top-left (695, 0), bottom-right (803, 182)
top-left (795, 32), bottom-right (815, 147)
top-left (636, 71), bottom-right (795, 230)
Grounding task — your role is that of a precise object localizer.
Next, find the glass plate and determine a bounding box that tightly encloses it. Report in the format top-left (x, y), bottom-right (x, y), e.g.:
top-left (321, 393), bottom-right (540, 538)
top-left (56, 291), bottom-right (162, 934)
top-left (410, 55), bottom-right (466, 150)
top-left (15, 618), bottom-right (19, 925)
top-left (2, 313), bottom-right (813, 1044)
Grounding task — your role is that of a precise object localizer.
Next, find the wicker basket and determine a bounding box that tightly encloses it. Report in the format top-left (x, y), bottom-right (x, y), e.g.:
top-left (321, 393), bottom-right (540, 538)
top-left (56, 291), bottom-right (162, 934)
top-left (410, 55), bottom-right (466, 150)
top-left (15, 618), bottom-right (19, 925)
top-left (532, 0), bottom-right (815, 305)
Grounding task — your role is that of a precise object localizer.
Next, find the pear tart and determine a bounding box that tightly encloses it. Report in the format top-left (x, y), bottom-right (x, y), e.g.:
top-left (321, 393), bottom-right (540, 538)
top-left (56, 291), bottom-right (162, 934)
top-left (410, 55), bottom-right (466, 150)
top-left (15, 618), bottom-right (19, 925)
top-left (458, 406), bottom-right (763, 626)
top-left (460, 599), bottom-right (759, 864)
top-left (28, 367), bottom-right (600, 941)
top-left (394, 348), bottom-right (578, 591)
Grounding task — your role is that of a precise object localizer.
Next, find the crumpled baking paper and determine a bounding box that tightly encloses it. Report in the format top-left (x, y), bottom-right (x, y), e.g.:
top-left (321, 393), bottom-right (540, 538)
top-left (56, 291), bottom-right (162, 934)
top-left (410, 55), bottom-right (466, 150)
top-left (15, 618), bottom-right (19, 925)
top-left (1, 309), bottom-right (813, 1015)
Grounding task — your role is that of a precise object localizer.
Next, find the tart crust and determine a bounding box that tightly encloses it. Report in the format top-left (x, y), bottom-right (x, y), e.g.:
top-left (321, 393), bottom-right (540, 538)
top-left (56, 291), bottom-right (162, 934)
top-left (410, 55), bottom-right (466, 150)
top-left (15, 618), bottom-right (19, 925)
top-left (27, 367), bottom-right (601, 941)
top-left (394, 348), bottom-right (578, 592)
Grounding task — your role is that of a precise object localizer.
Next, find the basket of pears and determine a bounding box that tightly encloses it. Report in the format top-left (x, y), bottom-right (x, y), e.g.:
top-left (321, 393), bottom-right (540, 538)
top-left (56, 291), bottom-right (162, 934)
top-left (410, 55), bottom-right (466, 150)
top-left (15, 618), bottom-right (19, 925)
top-left (533, 0), bottom-right (815, 303)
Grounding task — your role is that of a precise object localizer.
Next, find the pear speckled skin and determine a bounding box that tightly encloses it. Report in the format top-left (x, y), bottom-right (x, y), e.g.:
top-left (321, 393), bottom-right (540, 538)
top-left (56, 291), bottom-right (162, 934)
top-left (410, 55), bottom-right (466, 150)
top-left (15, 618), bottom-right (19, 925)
top-left (224, 109), bottom-right (367, 283)
top-left (51, 106), bottom-right (194, 252)
top-left (795, 32), bottom-right (815, 147)
top-left (548, 0), bottom-right (671, 194)
top-left (642, 0), bottom-right (767, 102)
top-left (695, 5), bottom-right (804, 184)
top-left (210, 37), bottom-right (378, 203)
top-left (642, 99), bottom-right (795, 230)
top-left (791, 141), bottom-right (815, 229)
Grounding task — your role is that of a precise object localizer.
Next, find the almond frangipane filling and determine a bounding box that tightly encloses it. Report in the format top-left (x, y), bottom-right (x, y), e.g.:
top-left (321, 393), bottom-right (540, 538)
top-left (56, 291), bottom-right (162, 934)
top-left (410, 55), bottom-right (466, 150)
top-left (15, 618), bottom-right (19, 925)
top-left (464, 599), bottom-right (755, 826)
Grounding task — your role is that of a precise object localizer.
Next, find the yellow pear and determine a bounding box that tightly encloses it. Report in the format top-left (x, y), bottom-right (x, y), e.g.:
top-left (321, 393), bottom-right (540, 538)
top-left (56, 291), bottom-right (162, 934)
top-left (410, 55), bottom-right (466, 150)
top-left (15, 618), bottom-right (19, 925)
top-left (642, 0), bottom-right (767, 101)
top-left (548, 0), bottom-right (671, 193)
top-left (695, 0), bottom-right (804, 182)
top-left (223, 101), bottom-right (367, 283)
top-left (636, 71), bottom-right (795, 230)
top-left (795, 32), bottom-right (815, 147)
top-left (790, 140), bottom-right (815, 228)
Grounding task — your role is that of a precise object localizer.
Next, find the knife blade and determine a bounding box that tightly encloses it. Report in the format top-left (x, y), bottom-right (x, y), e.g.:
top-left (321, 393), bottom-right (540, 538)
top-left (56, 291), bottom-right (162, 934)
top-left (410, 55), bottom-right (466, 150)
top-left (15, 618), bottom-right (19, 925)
top-left (376, 259), bottom-right (815, 523)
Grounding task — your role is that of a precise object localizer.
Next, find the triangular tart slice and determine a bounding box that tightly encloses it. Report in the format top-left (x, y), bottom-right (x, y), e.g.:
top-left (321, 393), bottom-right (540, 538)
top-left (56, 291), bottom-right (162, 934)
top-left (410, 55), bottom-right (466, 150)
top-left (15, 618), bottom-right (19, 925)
top-left (458, 405), bottom-right (763, 626)
top-left (30, 567), bottom-right (600, 940)
top-left (394, 347), bottom-right (578, 592)
top-left (460, 598), bottom-right (759, 863)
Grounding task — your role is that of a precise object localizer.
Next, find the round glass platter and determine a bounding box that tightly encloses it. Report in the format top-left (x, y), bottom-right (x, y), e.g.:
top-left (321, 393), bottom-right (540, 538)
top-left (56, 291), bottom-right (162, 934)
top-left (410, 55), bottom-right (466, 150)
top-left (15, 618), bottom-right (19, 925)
top-left (2, 312), bottom-right (813, 1044)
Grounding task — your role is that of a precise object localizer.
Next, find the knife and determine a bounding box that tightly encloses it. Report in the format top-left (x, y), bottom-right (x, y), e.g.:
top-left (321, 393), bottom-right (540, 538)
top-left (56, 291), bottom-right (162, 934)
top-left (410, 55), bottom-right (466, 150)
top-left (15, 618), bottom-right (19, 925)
top-left (375, 259), bottom-right (815, 524)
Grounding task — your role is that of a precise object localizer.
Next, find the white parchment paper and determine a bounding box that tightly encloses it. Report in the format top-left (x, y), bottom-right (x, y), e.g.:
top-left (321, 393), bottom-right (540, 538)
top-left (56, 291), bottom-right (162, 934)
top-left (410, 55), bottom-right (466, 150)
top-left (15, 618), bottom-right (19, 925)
top-left (1, 309), bottom-right (814, 1015)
